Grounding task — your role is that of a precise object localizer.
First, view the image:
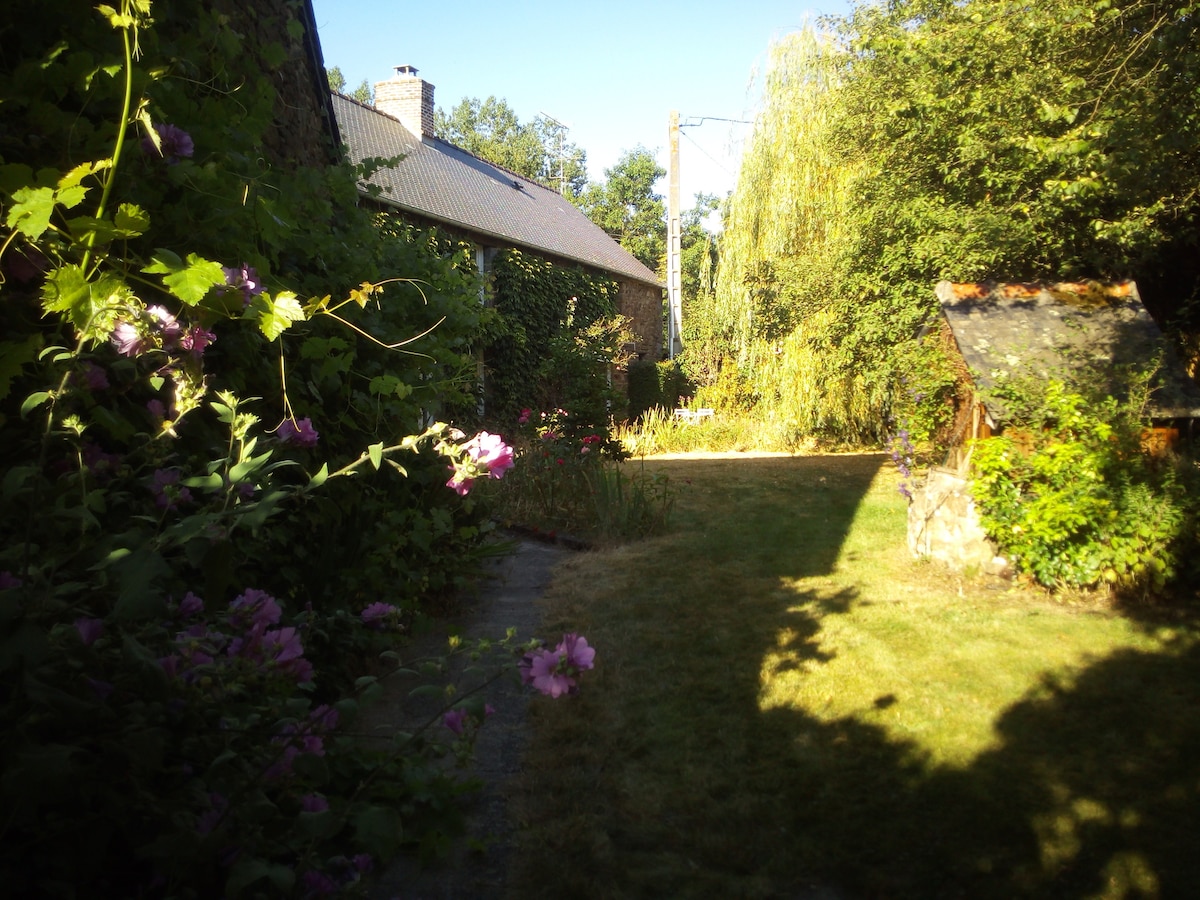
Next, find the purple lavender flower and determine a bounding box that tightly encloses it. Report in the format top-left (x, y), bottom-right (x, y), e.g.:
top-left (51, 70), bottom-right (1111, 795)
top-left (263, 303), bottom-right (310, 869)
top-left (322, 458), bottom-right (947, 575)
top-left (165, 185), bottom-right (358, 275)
top-left (278, 417), bottom-right (319, 447)
top-left (141, 123), bottom-right (194, 164)
top-left (360, 601), bottom-right (399, 630)
top-left (75, 616), bottom-right (105, 646)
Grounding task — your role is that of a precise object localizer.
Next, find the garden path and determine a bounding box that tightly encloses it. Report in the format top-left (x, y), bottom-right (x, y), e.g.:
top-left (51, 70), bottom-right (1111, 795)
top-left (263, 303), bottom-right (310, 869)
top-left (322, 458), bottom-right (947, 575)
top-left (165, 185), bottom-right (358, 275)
top-left (368, 537), bottom-right (568, 900)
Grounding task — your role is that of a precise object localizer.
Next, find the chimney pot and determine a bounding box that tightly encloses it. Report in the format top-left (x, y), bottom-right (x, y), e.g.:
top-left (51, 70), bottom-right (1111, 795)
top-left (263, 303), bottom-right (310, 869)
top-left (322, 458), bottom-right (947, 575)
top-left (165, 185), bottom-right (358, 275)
top-left (375, 66), bottom-right (435, 138)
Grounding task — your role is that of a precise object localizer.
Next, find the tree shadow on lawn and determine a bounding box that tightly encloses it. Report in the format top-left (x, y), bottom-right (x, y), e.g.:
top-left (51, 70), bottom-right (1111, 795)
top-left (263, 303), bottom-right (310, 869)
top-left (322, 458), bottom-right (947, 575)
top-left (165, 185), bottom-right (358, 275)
top-left (702, 456), bottom-right (1200, 898)
top-left (763, 638), bottom-right (1200, 899)
top-left (517, 453), bottom-right (1200, 898)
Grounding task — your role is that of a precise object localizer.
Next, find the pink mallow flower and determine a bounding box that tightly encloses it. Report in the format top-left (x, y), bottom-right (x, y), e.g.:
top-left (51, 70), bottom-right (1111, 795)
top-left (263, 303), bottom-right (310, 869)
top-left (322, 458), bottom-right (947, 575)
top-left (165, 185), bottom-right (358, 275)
top-left (146, 305), bottom-right (182, 349)
top-left (141, 123), bottom-right (194, 163)
top-left (222, 263), bottom-right (263, 307)
top-left (110, 321), bottom-right (147, 357)
top-left (278, 417), bottom-right (319, 447)
top-left (178, 591), bottom-right (204, 618)
top-left (558, 632), bottom-right (596, 671)
top-left (520, 633), bottom-right (596, 699)
top-left (74, 617), bottom-right (105, 646)
top-left (469, 431), bottom-right (515, 479)
top-left (445, 472), bottom-right (475, 496)
top-left (79, 362), bottom-right (109, 391)
top-left (360, 602), bottom-right (399, 629)
top-left (300, 793), bottom-right (329, 813)
top-left (180, 325), bottom-right (216, 356)
top-left (443, 708), bottom-right (470, 735)
top-left (151, 468), bottom-right (192, 510)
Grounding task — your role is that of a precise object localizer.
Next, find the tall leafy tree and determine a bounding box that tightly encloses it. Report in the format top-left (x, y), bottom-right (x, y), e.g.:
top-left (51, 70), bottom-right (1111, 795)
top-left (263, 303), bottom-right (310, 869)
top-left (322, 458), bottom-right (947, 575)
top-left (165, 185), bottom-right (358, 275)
top-left (325, 66), bottom-right (371, 104)
top-left (700, 0), bottom-right (1200, 443)
top-left (834, 0), bottom-right (1200, 326)
top-left (578, 147), bottom-right (666, 272)
top-left (435, 96), bottom-right (587, 196)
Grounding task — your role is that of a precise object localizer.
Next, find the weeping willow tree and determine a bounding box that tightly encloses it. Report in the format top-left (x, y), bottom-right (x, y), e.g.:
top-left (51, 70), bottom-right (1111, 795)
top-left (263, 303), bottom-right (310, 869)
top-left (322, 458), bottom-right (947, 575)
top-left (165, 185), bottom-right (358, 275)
top-left (695, 26), bottom-right (891, 442)
top-left (715, 27), bottom-right (853, 354)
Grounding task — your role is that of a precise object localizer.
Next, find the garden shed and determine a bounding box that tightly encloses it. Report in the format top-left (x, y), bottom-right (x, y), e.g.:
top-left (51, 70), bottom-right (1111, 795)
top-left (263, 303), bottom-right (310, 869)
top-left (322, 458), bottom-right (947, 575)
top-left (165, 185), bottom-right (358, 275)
top-left (909, 279), bottom-right (1200, 574)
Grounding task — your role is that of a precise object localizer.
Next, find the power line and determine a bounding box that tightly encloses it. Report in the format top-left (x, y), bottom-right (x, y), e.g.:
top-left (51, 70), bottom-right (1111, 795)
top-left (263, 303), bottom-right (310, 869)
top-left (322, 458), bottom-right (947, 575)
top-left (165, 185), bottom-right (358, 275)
top-left (679, 129), bottom-right (737, 178)
top-left (679, 116), bottom-right (753, 128)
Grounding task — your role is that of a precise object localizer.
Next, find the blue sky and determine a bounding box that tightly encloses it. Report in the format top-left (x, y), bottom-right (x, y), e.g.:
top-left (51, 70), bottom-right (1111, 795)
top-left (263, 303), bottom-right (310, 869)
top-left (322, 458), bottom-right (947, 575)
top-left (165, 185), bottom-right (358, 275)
top-left (309, 0), bottom-right (852, 210)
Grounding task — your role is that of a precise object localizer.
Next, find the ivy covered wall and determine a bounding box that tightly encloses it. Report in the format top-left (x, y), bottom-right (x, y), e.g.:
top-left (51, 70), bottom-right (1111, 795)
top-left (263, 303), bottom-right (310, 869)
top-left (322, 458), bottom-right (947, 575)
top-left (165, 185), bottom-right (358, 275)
top-left (485, 248), bottom-right (628, 429)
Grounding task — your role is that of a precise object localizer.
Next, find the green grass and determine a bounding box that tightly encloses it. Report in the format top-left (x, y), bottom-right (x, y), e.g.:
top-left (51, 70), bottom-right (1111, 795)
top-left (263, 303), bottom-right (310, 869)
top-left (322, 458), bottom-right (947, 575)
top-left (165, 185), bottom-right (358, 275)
top-left (510, 454), bottom-right (1200, 899)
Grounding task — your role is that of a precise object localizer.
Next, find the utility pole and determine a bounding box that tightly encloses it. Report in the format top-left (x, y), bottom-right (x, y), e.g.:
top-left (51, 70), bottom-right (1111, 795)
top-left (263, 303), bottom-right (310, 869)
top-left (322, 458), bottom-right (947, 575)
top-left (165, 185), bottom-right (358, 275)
top-left (667, 110), bottom-right (683, 359)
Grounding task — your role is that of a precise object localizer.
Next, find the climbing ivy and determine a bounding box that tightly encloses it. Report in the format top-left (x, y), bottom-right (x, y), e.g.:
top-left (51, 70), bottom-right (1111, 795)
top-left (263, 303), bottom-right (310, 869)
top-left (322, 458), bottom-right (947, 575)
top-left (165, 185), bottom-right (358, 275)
top-left (485, 248), bottom-right (628, 432)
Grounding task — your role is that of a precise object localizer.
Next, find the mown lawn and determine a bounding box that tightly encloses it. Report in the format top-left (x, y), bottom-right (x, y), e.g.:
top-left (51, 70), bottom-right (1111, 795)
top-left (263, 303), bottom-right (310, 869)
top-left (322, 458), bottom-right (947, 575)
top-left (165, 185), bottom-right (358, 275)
top-left (509, 454), bottom-right (1200, 899)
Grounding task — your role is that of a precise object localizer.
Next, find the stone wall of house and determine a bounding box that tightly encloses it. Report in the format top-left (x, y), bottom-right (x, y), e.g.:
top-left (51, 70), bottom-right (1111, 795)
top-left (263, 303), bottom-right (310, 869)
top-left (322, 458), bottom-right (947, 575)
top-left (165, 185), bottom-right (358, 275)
top-left (617, 278), bottom-right (664, 361)
top-left (209, 0), bottom-right (340, 170)
top-left (908, 467), bottom-right (1009, 576)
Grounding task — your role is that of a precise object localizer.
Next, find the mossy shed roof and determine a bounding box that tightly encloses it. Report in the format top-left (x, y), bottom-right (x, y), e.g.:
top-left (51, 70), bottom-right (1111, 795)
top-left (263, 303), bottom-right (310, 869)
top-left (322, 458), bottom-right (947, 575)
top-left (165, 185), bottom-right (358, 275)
top-left (331, 93), bottom-right (661, 290)
top-left (936, 280), bottom-right (1200, 421)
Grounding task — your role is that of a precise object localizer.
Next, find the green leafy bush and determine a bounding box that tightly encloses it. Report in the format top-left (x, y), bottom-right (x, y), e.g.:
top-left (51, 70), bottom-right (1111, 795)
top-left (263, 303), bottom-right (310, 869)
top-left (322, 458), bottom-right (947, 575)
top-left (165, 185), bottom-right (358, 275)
top-left (970, 379), bottom-right (1194, 592)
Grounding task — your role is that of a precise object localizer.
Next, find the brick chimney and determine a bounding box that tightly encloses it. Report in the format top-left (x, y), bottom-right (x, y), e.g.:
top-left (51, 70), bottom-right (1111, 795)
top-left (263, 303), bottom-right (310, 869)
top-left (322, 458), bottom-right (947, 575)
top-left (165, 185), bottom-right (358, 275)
top-left (374, 65), bottom-right (435, 138)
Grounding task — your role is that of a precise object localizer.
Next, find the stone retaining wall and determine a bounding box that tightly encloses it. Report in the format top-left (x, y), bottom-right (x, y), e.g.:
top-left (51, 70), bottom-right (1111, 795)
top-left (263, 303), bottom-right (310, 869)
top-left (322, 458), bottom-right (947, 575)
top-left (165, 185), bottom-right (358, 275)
top-left (907, 467), bottom-right (1009, 576)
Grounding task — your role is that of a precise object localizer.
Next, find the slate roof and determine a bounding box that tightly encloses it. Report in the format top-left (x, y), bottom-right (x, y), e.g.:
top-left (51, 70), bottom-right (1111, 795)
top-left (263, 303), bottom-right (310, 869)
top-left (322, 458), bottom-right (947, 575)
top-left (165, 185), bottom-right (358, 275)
top-left (331, 93), bottom-right (662, 289)
top-left (936, 280), bottom-right (1200, 420)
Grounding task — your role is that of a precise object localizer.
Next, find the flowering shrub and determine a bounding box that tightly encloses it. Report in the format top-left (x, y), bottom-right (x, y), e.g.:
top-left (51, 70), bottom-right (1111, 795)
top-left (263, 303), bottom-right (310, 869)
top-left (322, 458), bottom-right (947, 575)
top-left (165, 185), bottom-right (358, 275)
top-left (0, 2), bottom-right (544, 895)
top-left (495, 407), bottom-right (673, 540)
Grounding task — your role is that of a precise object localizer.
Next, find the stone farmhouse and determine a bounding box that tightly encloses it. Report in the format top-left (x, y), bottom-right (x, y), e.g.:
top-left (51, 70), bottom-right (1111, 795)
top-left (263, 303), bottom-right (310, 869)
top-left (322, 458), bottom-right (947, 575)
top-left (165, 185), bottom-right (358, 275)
top-left (330, 66), bottom-right (665, 364)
